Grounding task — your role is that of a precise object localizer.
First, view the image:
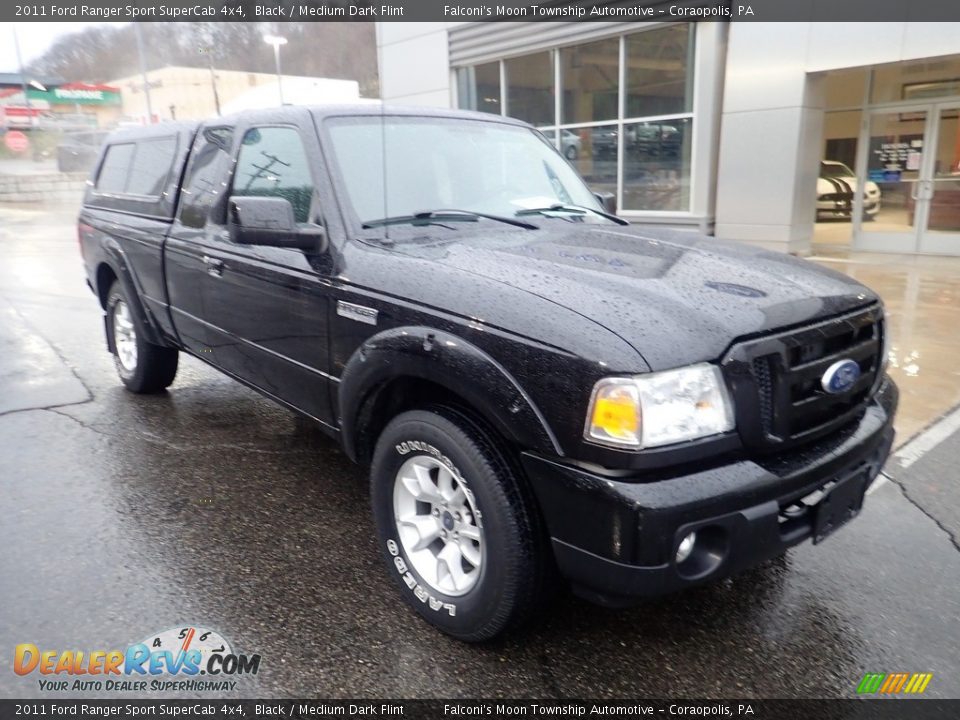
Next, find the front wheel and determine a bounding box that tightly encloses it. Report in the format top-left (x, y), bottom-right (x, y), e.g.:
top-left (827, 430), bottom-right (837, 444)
top-left (370, 409), bottom-right (548, 641)
top-left (106, 281), bottom-right (179, 394)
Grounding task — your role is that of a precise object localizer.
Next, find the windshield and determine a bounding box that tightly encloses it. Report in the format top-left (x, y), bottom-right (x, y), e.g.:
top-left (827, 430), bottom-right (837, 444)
top-left (326, 116), bottom-right (603, 225)
top-left (821, 161), bottom-right (855, 179)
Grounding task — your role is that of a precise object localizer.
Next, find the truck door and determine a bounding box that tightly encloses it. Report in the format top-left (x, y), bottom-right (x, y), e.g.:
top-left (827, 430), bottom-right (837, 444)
top-left (165, 126), bottom-right (235, 354)
top-left (198, 120), bottom-right (336, 429)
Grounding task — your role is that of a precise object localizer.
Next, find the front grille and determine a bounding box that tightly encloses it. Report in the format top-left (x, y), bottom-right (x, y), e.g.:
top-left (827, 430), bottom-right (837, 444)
top-left (723, 305), bottom-right (884, 451)
top-left (752, 356), bottom-right (774, 431)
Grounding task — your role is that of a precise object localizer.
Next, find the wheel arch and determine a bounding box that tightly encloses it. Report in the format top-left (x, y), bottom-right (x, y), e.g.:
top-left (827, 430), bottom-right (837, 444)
top-left (95, 248), bottom-right (165, 347)
top-left (95, 262), bottom-right (118, 309)
top-left (338, 327), bottom-right (563, 466)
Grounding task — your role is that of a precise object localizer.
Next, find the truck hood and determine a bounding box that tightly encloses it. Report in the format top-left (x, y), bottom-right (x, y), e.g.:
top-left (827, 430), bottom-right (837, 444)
top-left (404, 224), bottom-right (878, 370)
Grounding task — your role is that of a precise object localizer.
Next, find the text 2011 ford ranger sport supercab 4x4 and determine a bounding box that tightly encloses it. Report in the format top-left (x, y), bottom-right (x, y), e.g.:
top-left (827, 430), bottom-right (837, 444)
top-left (79, 107), bottom-right (897, 641)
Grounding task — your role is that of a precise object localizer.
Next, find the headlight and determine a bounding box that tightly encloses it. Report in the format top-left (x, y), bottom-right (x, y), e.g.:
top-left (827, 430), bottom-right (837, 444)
top-left (880, 305), bottom-right (891, 371)
top-left (585, 363), bottom-right (735, 449)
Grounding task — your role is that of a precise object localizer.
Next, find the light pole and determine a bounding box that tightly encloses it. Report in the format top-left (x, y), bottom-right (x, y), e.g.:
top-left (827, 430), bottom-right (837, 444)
top-left (263, 35), bottom-right (287, 106)
top-left (10, 26), bottom-right (34, 127)
top-left (134, 24), bottom-right (154, 123)
top-left (199, 47), bottom-right (221, 116)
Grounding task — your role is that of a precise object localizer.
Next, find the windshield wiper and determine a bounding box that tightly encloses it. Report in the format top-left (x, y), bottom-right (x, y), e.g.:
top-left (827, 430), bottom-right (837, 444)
top-left (363, 209), bottom-right (537, 230)
top-left (516, 203), bottom-right (628, 225)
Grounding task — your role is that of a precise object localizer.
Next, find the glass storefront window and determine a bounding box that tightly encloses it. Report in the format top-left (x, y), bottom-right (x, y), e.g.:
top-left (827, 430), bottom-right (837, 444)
top-left (456, 62), bottom-right (501, 115)
top-left (505, 51), bottom-right (554, 127)
top-left (567, 124), bottom-right (617, 196)
top-left (455, 24), bottom-right (697, 214)
top-left (559, 37), bottom-right (619, 125)
top-left (871, 57), bottom-right (960, 104)
top-left (824, 68), bottom-right (868, 109)
top-left (622, 118), bottom-right (692, 211)
top-left (816, 109), bottom-right (863, 244)
top-left (625, 24), bottom-right (693, 118)
top-left (823, 110), bottom-right (863, 171)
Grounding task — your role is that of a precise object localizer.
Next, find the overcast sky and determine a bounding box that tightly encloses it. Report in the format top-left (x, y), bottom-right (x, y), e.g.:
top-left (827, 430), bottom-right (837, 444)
top-left (0, 22), bottom-right (119, 75)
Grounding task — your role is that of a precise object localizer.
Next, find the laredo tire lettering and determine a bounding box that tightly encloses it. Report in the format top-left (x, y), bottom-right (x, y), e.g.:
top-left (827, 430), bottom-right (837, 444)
top-left (388, 443), bottom-right (467, 617)
top-left (372, 409), bottom-right (544, 640)
top-left (386, 538), bottom-right (457, 617)
top-left (395, 441), bottom-right (458, 477)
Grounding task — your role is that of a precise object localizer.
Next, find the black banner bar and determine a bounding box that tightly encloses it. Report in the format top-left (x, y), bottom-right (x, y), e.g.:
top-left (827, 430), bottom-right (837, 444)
top-left (4, 0), bottom-right (960, 23)
top-left (2, 700), bottom-right (959, 719)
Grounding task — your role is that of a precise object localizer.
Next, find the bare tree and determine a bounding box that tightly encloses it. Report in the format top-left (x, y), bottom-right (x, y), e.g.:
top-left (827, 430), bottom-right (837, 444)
top-left (27, 22), bottom-right (378, 95)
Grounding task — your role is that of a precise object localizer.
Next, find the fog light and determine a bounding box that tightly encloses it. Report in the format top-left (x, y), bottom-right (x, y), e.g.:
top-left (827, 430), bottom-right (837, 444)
top-left (676, 532), bottom-right (697, 564)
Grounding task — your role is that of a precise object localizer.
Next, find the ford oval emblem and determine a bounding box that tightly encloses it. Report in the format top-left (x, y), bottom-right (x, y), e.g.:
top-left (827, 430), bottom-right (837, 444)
top-left (821, 359), bottom-right (861, 394)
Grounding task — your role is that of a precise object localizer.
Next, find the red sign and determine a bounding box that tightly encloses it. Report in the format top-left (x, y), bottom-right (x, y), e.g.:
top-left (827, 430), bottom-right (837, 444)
top-left (59, 82), bottom-right (121, 93)
top-left (4, 130), bottom-right (29, 154)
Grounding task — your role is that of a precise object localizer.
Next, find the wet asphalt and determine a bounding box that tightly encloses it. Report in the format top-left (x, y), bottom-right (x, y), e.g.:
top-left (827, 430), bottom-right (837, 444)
top-left (1, 204), bottom-right (959, 700)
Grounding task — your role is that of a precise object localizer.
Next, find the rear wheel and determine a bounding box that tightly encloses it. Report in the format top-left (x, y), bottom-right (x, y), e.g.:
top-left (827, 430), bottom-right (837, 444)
top-left (370, 408), bottom-right (548, 641)
top-left (106, 281), bottom-right (178, 394)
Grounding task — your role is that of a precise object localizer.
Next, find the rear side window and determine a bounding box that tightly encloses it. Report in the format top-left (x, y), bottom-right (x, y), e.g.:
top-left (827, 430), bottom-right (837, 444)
top-left (96, 143), bottom-right (135, 193)
top-left (178, 127), bottom-right (234, 229)
top-left (95, 137), bottom-right (176, 198)
top-left (231, 127), bottom-right (314, 223)
top-left (126, 138), bottom-right (177, 196)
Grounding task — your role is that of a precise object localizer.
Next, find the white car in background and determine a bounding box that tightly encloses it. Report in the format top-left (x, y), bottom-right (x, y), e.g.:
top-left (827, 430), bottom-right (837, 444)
top-left (542, 128), bottom-right (582, 160)
top-left (817, 160), bottom-right (881, 220)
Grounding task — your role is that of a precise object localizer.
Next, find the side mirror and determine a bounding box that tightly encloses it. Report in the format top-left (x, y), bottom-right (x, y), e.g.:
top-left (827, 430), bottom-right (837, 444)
top-left (228, 196), bottom-right (326, 252)
top-left (593, 191), bottom-right (617, 216)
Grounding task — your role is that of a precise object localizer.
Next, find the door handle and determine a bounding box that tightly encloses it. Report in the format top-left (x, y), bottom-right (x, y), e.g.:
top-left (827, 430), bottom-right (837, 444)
top-left (202, 255), bottom-right (224, 277)
top-left (912, 180), bottom-right (934, 201)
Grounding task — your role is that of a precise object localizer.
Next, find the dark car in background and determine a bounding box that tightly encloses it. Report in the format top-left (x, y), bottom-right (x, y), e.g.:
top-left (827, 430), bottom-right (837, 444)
top-left (589, 123), bottom-right (681, 161)
top-left (56, 130), bottom-right (109, 173)
top-left (630, 122), bottom-right (680, 157)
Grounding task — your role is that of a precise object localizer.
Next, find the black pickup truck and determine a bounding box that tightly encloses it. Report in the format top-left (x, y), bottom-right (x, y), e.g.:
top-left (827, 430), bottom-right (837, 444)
top-left (79, 106), bottom-right (897, 641)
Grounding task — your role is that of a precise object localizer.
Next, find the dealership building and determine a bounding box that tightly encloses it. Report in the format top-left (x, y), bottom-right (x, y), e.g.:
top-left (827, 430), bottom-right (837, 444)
top-left (375, 21), bottom-right (960, 256)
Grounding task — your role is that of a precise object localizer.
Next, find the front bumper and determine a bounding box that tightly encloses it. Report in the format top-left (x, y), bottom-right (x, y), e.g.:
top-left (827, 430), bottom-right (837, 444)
top-left (522, 378), bottom-right (897, 606)
top-left (816, 197), bottom-right (881, 218)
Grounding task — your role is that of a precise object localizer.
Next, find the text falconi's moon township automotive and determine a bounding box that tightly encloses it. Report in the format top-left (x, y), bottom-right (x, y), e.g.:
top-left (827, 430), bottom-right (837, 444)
top-left (443, 4), bottom-right (746, 17)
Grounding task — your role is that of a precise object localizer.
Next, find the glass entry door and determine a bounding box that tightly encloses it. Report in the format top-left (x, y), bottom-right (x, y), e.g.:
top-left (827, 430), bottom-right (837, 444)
top-left (856, 107), bottom-right (929, 252)
top-left (856, 102), bottom-right (960, 255)
top-left (918, 103), bottom-right (960, 254)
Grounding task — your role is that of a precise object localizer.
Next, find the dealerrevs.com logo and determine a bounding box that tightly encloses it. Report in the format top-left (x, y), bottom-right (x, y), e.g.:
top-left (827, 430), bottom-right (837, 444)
top-left (14, 626), bottom-right (261, 693)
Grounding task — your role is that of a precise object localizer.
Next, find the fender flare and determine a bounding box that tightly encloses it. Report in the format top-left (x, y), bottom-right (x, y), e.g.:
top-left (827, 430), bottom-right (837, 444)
top-left (338, 326), bottom-right (563, 463)
top-left (98, 242), bottom-right (166, 349)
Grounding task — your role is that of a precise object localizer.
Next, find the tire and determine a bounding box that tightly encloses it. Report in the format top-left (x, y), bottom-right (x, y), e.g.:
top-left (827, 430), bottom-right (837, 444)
top-left (565, 145), bottom-right (578, 161)
top-left (105, 280), bottom-right (179, 394)
top-left (370, 408), bottom-right (548, 641)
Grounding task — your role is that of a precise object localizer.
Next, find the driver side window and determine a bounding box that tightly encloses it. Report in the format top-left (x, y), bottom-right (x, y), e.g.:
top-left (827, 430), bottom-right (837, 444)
top-left (231, 127), bottom-right (315, 224)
